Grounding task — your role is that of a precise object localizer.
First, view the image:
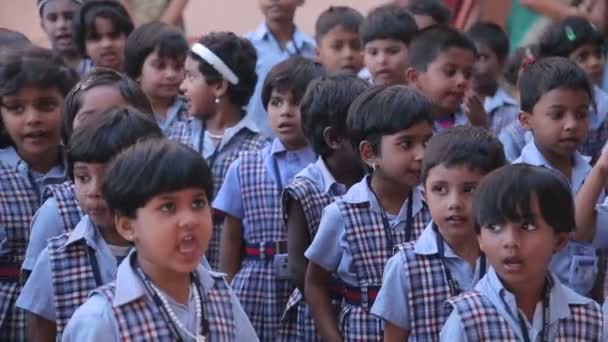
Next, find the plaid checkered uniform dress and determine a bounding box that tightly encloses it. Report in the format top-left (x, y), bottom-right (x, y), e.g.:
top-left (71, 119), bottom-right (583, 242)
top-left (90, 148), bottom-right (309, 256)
top-left (0, 162), bottom-right (42, 340)
top-left (47, 233), bottom-right (101, 337)
top-left (233, 151), bottom-right (292, 341)
top-left (581, 118), bottom-right (608, 160)
top-left (95, 274), bottom-right (236, 341)
top-left (42, 181), bottom-right (84, 233)
top-left (395, 242), bottom-right (453, 341)
top-left (278, 176), bottom-right (339, 341)
top-left (446, 290), bottom-right (603, 341)
top-left (168, 120), bottom-right (269, 269)
top-left (160, 101), bottom-right (189, 136)
top-left (336, 199), bottom-right (429, 342)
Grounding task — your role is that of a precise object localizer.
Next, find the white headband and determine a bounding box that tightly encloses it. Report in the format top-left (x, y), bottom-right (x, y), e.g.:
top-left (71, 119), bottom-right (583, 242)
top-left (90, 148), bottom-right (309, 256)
top-left (191, 43), bottom-right (239, 85)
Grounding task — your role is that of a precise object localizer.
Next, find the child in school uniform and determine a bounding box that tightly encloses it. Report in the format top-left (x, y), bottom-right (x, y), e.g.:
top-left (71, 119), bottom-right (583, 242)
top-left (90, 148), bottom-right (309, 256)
top-left (305, 85), bottom-right (434, 341)
top-left (441, 164), bottom-right (605, 341)
top-left (36, 0), bottom-right (84, 73)
top-left (466, 22), bottom-right (519, 136)
top-left (371, 126), bottom-right (506, 341)
top-left (404, 0), bottom-right (451, 29)
top-left (406, 26), bottom-right (487, 132)
top-left (124, 21), bottom-right (189, 134)
top-left (279, 73), bottom-right (369, 340)
top-left (62, 138), bottom-right (258, 341)
top-left (213, 57), bottom-right (324, 340)
top-left (0, 46), bottom-right (78, 340)
top-left (358, 4), bottom-right (418, 86)
top-left (514, 57), bottom-right (601, 297)
top-left (23, 68), bottom-right (155, 276)
top-left (245, 0), bottom-right (316, 138)
top-left (72, 0), bottom-right (133, 73)
top-left (16, 107), bottom-right (163, 341)
top-left (314, 6), bottom-right (364, 74)
top-left (169, 31), bottom-right (269, 269)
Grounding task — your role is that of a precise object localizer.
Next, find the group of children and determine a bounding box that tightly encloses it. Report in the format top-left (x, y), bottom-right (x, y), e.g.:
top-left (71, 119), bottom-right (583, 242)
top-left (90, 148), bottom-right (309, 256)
top-left (1, 0), bottom-right (608, 341)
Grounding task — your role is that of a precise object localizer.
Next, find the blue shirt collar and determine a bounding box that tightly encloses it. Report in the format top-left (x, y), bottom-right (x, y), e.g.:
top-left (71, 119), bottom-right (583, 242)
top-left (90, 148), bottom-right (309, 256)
top-left (313, 157), bottom-right (343, 195)
top-left (250, 22), bottom-right (315, 51)
top-left (112, 250), bottom-right (218, 307)
top-left (0, 146), bottom-right (66, 182)
top-left (62, 215), bottom-right (98, 249)
top-left (484, 88), bottom-right (518, 114)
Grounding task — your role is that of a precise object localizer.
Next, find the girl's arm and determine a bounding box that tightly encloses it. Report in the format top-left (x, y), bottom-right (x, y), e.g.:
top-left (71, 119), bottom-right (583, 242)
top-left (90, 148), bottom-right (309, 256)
top-left (384, 322), bottom-right (409, 342)
top-left (26, 313), bottom-right (55, 342)
top-left (574, 149), bottom-right (608, 242)
top-left (285, 197), bottom-right (311, 292)
top-left (220, 215), bottom-right (244, 283)
top-left (159, 0), bottom-right (190, 26)
top-left (305, 262), bottom-right (342, 342)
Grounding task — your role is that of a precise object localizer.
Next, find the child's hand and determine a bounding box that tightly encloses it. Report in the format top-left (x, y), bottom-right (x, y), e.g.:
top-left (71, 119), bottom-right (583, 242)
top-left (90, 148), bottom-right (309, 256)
top-left (463, 92), bottom-right (488, 128)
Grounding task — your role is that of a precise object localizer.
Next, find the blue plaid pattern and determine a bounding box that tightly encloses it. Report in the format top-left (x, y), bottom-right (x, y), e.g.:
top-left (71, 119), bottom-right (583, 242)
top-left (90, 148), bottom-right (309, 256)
top-left (278, 176), bottom-right (339, 341)
top-left (42, 181), bottom-right (84, 234)
top-left (581, 118), bottom-right (608, 160)
top-left (47, 233), bottom-right (99, 337)
top-left (168, 121), bottom-right (270, 269)
top-left (96, 275), bottom-right (236, 341)
top-left (447, 291), bottom-right (603, 341)
top-left (233, 151), bottom-right (291, 341)
top-left (336, 199), bottom-right (429, 341)
top-left (396, 242), bottom-right (452, 341)
top-left (0, 162), bottom-right (41, 340)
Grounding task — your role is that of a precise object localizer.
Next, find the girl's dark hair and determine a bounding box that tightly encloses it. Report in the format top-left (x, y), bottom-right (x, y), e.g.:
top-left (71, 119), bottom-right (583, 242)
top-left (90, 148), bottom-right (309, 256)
top-left (103, 138), bottom-right (213, 218)
top-left (300, 73), bottom-right (371, 157)
top-left (0, 45), bottom-right (78, 147)
top-left (539, 16), bottom-right (605, 58)
top-left (473, 164), bottom-right (574, 234)
top-left (191, 32), bottom-right (258, 108)
top-left (67, 106), bottom-right (163, 179)
top-left (73, 0), bottom-right (133, 56)
top-left (346, 85), bottom-right (433, 152)
top-left (360, 4), bottom-right (418, 45)
top-left (503, 44), bottom-right (538, 87)
top-left (0, 28), bottom-right (31, 51)
top-left (519, 57), bottom-right (593, 113)
top-left (62, 68), bottom-right (153, 142)
top-left (124, 21), bottom-right (188, 80)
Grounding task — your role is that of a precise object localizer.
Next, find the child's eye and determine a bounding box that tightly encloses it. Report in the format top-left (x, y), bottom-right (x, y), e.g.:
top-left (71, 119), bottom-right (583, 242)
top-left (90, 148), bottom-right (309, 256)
top-left (365, 48), bottom-right (378, 56)
top-left (463, 184), bottom-right (476, 193)
top-left (159, 202), bottom-right (176, 213)
top-left (46, 13), bottom-right (58, 22)
top-left (442, 66), bottom-right (456, 77)
top-left (270, 97), bottom-right (283, 107)
top-left (35, 100), bottom-right (59, 112)
top-left (108, 31), bottom-right (123, 40)
top-left (2, 104), bottom-right (25, 114)
top-left (575, 110), bottom-right (589, 120)
top-left (75, 174), bottom-right (91, 183)
top-left (547, 111), bottom-right (563, 120)
top-left (386, 46), bottom-right (401, 55)
top-left (192, 198), bottom-right (207, 209)
top-left (431, 185), bottom-right (447, 195)
top-left (521, 222), bottom-right (537, 231)
top-left (486, 223), bottom-right (502, 231)
top-left (398, 140), bottom-right (412, 149)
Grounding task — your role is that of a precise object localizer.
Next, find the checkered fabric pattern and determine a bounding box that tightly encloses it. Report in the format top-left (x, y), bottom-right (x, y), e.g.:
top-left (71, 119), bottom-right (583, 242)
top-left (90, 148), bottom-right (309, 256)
top-left (96, 275), bottom-right (236, 341)
top-left (0, 162), bottom-right (41, 340)
top-left (42, 181), bottom-right (84, 233)
top-left (48, 233), bottom-right (99, 337)
top-left (397, 242), bottom-right (453, 341)
top-left (232, 151), bottom-right (292, 341)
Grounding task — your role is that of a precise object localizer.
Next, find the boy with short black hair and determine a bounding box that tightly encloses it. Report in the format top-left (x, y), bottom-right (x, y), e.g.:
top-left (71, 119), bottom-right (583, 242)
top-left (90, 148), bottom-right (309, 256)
top-left (466, 22), bottom-right (519, 135)
top-left (63, 138), bottom-right (258, 341)
top-left (372, 126), bottom-right (506, 341)
top-left (406, 25), bottom-right (486, 132)
top-left (314, 6), bottom-right (364, 74)
top-left (406, 0), bottom-right (451, 29)
top-left (359, 4), bottom-right (418, 86)
top-left (441, 164), bottom-right (604, 341)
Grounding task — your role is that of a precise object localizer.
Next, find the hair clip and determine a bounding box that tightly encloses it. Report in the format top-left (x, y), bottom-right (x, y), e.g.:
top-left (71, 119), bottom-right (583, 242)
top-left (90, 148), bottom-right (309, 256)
top-left (565, 26), bottom-right (577, 41)
top-left (522, 50), bottom-right (537, 70)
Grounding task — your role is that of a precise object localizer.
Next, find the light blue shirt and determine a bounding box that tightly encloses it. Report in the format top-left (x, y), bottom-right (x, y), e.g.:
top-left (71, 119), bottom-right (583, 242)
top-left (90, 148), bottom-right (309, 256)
top-left (61, 250), bottom-right (258, 341)
top-left (16, 215), bottom-right (124, 321)
top-left (484, 87), bottom-right (519, 135)
top-left (187, 115), bottom-right (261, 159)
top-left (156, 96), bottom-right (188, 135)
top-left (244, 22), bottom-right (316, 138)
top-left (213, 138), bottom-right (316, 219)
top-left (440, 268), bottom-right (604, 341)
top-left (304, 175), bottom-right (425, 285)
top-left (433, 109), bottom-right (469, 133)
top-left (22, 197), bottom-right (64, 271)
top-left (292, 157), bottom-right (348, 198)
top-left (513, 140), bottom-right (600, 295)
top-left (371, 222), bottom-right (486, 330)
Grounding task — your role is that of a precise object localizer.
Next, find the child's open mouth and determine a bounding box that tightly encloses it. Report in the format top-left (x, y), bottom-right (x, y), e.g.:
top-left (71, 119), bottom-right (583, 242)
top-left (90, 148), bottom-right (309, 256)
top-left (502, 256), bottom-right (524, 273)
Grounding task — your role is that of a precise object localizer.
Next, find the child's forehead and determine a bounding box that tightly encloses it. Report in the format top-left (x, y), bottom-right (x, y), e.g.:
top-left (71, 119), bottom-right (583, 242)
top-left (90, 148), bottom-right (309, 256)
top-left (534, 86), bottom-right (591, 109)
top-left (321, 24), bottom-right (359, 40)
top-left (427, 46), bottom-right (476, 68)
top-left (365, 38), bottom-right (406, 49)
top-left (147, 187), bottom-right (207, 200)
top-left (41, 0), bottom-right (81, 15)
top-left (270, 88), bottom-right (295, 100)
top-left (2, 86), bottom-right (63, 100)
top-left (425, 163), bottom-right (486, 184)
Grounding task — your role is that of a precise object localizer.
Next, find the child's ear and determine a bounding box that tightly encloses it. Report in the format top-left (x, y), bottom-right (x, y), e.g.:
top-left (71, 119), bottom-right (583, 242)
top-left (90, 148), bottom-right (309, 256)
top-left (406, 67), bottom-right (419, 87)
top-left (315, 47), bottom-right (321, 59)
top-left (477, 234), bottom-right (486, 253)
top-left (323, 127), bottom-right (341, 150)
top-left (115, 215), bottom-right (136, 242)
top-left (552, 232), bottom-right (569, 253)
top-left (359, 140), bottom-right (376, 169)
top-left (213, 79), bottom-right (229, 99)
top-left (518, 110), bottom-right (532, 130)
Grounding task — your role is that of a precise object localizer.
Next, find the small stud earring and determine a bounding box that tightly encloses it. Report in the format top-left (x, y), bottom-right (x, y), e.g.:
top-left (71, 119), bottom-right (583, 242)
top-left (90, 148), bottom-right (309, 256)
top-left (214, 97), bottom-right (220, 104)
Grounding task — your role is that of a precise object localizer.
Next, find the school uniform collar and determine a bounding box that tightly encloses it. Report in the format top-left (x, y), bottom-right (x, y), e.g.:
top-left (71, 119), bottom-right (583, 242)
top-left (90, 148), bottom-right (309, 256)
top-left (517, 140), bottom-right (591, 193)
top-left (0, 146), bottom-right (65, 180)
top-left (484, 88), bottom-right (518, 114)
top-left (61, 215), bottom-right (99, 250)
top-left (482, 268), bottom-right (592, 326)
top-left (269, 138), bottom-right (314, 158)
top-left (341, 175), bottom-right (424, 219)
top-left (249, 21), bottom-right (315, 50)
top-left (313, 157), bottom-right (344, 195)
top-left (414, 221), bottom-right (458, 257)
top-left (157, 97), bottom-right (188, 127)
top-left (112, 250), bottom-right (218, 307)
top-left (433, 108), bottom-right (469, 132)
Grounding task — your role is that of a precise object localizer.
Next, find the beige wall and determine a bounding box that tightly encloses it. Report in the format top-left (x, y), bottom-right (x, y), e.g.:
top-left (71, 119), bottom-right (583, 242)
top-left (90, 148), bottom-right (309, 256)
top-left (0, 0), bottom-right (385, 48)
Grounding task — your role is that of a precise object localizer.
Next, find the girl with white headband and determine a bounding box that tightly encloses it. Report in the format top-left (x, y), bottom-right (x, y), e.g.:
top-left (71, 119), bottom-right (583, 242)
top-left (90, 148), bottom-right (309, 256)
top-left (169, 32), bottom-right (269, 271)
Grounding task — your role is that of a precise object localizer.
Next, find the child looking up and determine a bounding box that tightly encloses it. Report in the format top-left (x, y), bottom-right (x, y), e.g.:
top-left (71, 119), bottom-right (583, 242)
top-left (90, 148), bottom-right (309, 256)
top-left (314, 6), bottom-right (364, 74)
top-left (441, 164), bottom-right (604, 341)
